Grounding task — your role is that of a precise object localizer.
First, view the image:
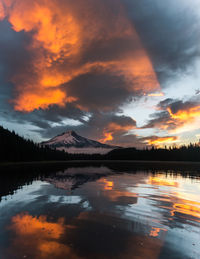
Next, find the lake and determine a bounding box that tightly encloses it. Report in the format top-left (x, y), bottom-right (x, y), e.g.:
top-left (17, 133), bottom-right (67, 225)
top-left (0, 163), bottom-right (200, 259)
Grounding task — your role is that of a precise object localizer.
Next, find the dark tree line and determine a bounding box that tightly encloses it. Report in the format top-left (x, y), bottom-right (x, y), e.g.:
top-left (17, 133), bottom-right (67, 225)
top-left (0, 126), bottom-right (67, 162)
top-left (104, 145), bottom-right (200, 162)
top-left (1, 125), bottom-right (200, 162)
top-left (66, 145), bottom-right (200, 162)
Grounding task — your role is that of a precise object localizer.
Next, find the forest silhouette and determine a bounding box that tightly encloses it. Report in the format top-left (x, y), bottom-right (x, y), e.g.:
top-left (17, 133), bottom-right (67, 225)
top-left (1, 125), bottom-right (200, 162)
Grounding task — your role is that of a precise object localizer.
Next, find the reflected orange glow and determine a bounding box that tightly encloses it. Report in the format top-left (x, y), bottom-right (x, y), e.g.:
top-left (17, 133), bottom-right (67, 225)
top-left (171, 203), bottom-right (200, 219)
top-left (150, 227), bottom-right (160, 237)
top-left (98, 178), bottom-right (139, 202)
top-left (149, 227), bottom-right (160, 237)
top-left (11, 213), bottom-right (64, 238)
top-left (149, 177), bottom-right (200, 221)
top-left (107, 190), bottom-right (138, 202)
top-left (1, 0), bottom-right (160, 112)
top-left (145, 136), bottom-right (178, 147)
top-left (170, 191), bottom-right (200, 220)
top-left (9, 213), bottom-right (80, 258)
top-left (149, 227), bottom-right (167, 238)
top-left (39, 241), bottom-right (72, 258)
top-left (100, 178), bottom-right (114, 190)
top-left (149, 176), bottom-right (179, 187)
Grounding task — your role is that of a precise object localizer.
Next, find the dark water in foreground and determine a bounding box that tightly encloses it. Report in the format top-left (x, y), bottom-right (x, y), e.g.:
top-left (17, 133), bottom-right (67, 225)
top-left (0, 165), bottom-right (200, 259)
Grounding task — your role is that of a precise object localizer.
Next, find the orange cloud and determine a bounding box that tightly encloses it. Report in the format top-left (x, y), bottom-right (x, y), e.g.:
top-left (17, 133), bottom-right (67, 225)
top-left (167, 106), bottom-right (200, 121)
top-left (100, 132), bottom-right (113, 143)
top-left (145, 100), bottom-right (200, 135)
top-left (99, 122), bottom-right (135, 143)
top-left (1, 0), bottom-right (160, 112)
top-left (13, 89), bottom-right (70, 112)
top-left (145, 136), bottom-right (178, 147)
top-left (0, 2), bottom-right (5, 20)
top-left (148, 92), bottom-right (164, 97)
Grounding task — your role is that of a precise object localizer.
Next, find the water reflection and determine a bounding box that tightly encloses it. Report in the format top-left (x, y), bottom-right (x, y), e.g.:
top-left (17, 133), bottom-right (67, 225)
top-left (8, 213), bottom-right (80, 259)
top-left (0, 165), bottom-right (200, 259)
top-left (148, 175), bottom-right (179, 187)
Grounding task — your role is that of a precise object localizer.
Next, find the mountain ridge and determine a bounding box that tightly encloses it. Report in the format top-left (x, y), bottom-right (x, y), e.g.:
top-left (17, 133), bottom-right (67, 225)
top-left (41, 130), bottom-right (118, 154)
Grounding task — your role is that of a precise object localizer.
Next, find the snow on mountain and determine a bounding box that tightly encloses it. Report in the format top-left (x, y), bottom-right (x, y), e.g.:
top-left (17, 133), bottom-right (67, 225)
top-left (43, 167), bottom-right (112, 191)
top-left (41, 130), bottom-right (118, 154)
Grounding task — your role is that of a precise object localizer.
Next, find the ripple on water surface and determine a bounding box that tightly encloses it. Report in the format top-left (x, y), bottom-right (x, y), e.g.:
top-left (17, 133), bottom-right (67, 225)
top-left (0, 167), bottom-right (200, 259)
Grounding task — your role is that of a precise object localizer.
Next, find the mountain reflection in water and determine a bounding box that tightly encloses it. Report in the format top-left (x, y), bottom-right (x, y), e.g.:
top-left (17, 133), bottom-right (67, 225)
top-left (0, 165), bottom-right (200, 259)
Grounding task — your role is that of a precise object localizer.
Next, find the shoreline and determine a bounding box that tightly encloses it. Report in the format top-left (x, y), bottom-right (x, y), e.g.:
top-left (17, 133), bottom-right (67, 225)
top-left (1, 160), bottom-right (200, 171)
top-left (1, 159), bottom-right (200, 165)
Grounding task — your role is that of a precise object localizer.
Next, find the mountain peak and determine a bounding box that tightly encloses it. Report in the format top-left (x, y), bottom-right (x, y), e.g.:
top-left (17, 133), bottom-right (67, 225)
top-left (60, 130), bottom-right (77, 137)
top-left (41, 130), bottom-right (118, 154)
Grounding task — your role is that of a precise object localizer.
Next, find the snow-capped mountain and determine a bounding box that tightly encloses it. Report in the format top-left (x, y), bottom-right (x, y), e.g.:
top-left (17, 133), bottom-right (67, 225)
top-left (41, 130), bottom-right (118, 154)
top-left (43, 167), bottom-right (112, 191)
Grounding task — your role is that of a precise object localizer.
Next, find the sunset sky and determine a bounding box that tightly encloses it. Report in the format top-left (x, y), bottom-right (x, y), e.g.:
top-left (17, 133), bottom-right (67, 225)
top-left (0, 0), bottom-right (200, 147)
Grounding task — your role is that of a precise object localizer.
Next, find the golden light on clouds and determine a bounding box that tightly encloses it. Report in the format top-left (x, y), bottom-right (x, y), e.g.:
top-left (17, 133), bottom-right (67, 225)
top-left (1, 0), bottom-right (160, 112)
top-left (100, 132), bottom-right (113, 143)
top-left (164, 105), bottom-right (200, 134)
top-left (145, 136), bottom-right (178, 147)
top-left (100, 122), bottom-right (135, 143)
top-left (0, 1), bottom-right (5, 20)
top-left (167, 106), bottom-right (200, 121)
top-left (148, 92), bottom-right (164, 97)
top-left (13, 89), bottom-right (68, 112)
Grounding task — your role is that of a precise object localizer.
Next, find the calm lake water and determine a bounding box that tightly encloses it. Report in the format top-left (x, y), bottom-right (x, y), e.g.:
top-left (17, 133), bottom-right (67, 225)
top-left (0, 165), bottom-right (200, 259)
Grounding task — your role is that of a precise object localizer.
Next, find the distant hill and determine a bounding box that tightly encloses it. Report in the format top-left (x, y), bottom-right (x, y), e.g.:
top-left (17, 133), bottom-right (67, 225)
top-left (41, 130), bottom-right (118, 154)
top-left (0, 126), bottom-right (67, 162)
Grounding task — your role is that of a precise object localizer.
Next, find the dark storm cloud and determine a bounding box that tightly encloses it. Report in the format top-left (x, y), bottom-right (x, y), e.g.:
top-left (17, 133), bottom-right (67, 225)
top-left (0, 102), bottom-right (87, 133)
top-left (124, 0), bottom-right (200, 83)
top-left (66, 73), bottom-right (132, 112)
top-left (32, 103), bottom-right (86, 125)
top-left (0, 20), bottom-right (32, 79)
top-left (80, 37), bottom-right (141, 64)
top-left (0, 19), bottom-right (35, 119)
